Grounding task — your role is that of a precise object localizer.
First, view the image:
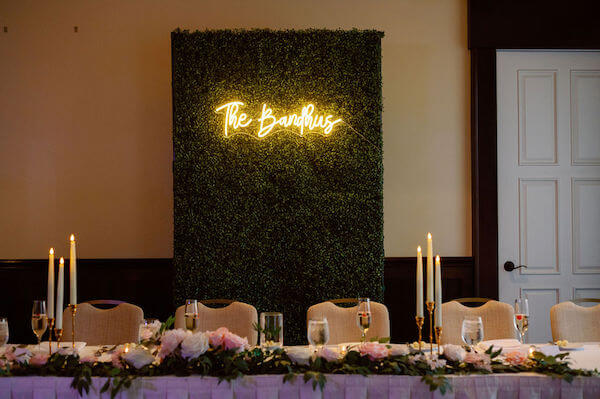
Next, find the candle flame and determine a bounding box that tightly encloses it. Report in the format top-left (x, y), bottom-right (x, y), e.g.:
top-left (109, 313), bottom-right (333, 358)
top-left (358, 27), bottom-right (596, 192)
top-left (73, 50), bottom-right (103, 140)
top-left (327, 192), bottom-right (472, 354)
top-left (427, 232), bottom-right (432, 239)
top-left (70, 234), bottom-right (75, 242)
top-left (417, 246), bottom-right (421, 252)
top-left (49, 248), bottom-right (54, 255)
top-left (59, 257), bottom-right (64, 264)
top-left (436, 255), bottom-right (440, 261)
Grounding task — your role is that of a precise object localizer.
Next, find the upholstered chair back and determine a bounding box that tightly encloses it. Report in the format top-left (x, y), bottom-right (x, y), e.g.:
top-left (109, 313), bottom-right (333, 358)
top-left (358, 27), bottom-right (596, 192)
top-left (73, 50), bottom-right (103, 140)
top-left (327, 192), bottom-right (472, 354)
top-left (441, 300), bottom-right (515, 345)
top-left (306, 301), bottom-right (390, 344)
top-left (174, 301), bottom-right (258, 345)
top-left (550, 301), bottom-right (600, 342)
top-left (62, 302), bottom-right (144, 345)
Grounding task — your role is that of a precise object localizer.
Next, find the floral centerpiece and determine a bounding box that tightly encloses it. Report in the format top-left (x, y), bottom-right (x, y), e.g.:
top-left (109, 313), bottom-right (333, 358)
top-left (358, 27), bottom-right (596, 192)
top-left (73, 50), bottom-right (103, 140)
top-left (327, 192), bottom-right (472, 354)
top-left (0, 323), bottom-right (596, 398)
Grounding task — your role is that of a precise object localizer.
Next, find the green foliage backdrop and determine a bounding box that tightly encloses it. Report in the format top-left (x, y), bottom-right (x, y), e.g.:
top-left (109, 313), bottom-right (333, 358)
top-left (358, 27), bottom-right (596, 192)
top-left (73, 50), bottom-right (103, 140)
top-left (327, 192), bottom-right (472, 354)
top-left (172, 29), bottom-right (384, 344)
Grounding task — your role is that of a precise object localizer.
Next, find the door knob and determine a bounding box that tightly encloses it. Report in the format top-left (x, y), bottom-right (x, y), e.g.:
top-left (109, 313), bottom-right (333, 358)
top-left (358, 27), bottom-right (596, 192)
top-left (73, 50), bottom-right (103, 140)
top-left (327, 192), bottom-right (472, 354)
top-left (504, 261), bottom-right (527, 272)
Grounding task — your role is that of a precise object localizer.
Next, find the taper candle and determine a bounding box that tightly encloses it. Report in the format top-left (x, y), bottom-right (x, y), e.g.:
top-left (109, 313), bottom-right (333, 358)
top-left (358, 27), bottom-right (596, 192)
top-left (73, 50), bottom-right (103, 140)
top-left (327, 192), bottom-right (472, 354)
top-left (435, 255), bottom-right (442, 327)
top-left (416, 246), bottom-right (424, 317)
top-left (69, 234), bottom-right (77, 305)
top-left (47, 248), bottom-right (55, 319)
top-left (426, 233), bottom-right (433, 302)
top-left (56, 257), bottom-right (64, 329)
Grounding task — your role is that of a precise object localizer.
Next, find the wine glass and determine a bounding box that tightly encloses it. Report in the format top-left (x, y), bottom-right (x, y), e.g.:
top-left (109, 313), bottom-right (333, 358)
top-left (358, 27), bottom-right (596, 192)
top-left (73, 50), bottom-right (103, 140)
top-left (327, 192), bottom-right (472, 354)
top-left (356, 297), bottom-right (372, 342)
top-left (0, 318), bottom-right (8, 347)
top-left (307, 318), bottom-right (329, 351)
top-left (31, 300), bottom-right (48, 350)
top-left (184, 299), bottom-right (199, 332)
top-left (514, 298), bottom-right (529, 344)
top-left (461, 315), bottom-right (484, 350)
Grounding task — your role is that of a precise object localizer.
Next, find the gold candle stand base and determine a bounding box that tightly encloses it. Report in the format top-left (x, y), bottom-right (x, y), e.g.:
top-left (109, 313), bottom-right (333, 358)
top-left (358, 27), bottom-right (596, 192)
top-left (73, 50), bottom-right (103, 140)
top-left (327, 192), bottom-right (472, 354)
top-left (435, 326), bottom-right (442, 354)
top-left (415, 316), bottom-right (424, 352)
top-left (426, 302), bottom-right (435, 354)
top-left (47, 318), bottom-right (55, 354)
top-left (54, 328), bottom-right (63, 345)
top-left (69, 304), bottom-right (77, 348)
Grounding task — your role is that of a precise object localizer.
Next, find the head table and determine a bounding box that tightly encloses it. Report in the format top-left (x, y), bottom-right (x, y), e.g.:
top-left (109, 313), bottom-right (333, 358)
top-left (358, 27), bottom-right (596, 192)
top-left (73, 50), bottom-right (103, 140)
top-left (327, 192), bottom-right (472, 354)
top-left (1, 343), bottom-right (599, 399)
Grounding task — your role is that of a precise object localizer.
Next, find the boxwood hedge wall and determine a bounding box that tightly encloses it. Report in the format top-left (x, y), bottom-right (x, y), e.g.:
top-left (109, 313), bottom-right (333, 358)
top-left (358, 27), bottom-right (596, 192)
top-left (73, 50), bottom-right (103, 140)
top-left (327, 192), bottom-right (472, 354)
top-left (172, 29), bottom-right (384, 345)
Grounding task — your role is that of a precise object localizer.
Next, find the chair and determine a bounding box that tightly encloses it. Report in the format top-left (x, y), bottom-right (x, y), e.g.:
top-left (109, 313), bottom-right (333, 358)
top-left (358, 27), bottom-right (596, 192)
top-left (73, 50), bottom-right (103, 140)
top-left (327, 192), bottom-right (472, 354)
top-left (306, 300), bottom-right (390, 344)
top-left (174, 300), bottom-right (258, 345)
top-left (573, 298), bottom-right (600, 305)
top-left (62, 302), bottom-right (144, 345)
top-left (550, 301), bottom-right (600, 342)
top-left (440, 300), bottom-right (515, 345)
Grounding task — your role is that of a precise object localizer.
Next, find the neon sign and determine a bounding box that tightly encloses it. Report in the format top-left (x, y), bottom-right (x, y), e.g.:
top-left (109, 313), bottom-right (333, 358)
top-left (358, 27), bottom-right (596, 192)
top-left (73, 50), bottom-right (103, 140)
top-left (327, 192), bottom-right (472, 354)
top-left (215, 101), bottom-right (343, 139)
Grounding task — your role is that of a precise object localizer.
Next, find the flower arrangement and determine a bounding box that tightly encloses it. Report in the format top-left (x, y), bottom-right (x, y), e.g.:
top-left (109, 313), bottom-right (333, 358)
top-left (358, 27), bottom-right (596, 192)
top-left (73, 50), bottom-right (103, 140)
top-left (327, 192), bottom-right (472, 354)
top-left (0, 328), bottom-right (596, 398)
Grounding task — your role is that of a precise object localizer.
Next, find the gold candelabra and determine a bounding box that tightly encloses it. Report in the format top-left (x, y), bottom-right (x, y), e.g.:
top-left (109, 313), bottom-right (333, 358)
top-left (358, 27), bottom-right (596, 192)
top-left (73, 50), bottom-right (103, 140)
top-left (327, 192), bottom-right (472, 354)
top-left (54, 328), bottom-right (63, 346)
top-left (435, 326), bottom-right (442, 353)
top-left (47, 318), bottom-right (55, 354)
top-left (426, 301), bottom-right (435, 354)
top-left (69, 304), bottom-right (77, 348)
top-left (415, 316), bottom-right (424, 352)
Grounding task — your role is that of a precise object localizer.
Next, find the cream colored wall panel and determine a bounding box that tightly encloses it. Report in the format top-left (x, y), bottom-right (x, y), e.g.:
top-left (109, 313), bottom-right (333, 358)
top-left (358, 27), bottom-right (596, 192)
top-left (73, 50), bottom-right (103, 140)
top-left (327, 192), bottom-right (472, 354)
top-left (518, 70), bottom-right (558, 165)
top-left (519, 178), bottom-right (559, 274)
top-left (571, 71), bottom-right (600, 165)
top-left (572, 178), bottom-right (600, 273)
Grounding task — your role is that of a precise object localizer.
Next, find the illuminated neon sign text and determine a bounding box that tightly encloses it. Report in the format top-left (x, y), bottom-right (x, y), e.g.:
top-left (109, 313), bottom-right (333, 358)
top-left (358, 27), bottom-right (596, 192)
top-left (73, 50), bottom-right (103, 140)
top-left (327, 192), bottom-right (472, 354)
top-left (215, 101), bottom-right (343, 139)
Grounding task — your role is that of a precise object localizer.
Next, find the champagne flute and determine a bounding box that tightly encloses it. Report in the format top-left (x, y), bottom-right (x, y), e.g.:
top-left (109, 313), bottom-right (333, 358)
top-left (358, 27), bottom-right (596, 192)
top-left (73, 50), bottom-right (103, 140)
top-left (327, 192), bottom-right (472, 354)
top-left (461, 316), bottom-right (484, 350)
top-left (31, 300), bottom-right (48, 350)
top-left (307, 318), bottom-right (329, 351)
top-left (514, 298), bottom-right (529, 344)
top-left (356, 297), bottom-right (372, 342)
top-left (0, 318), bottom-right (8, 347)
top-left (184, 299), bottom-right (199, 332)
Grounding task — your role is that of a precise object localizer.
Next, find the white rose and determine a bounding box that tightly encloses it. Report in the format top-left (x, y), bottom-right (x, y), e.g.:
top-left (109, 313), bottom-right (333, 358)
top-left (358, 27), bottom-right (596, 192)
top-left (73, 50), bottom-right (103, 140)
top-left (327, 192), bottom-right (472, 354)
top-left (389, 344), bottom-right (410, 356)
top-left (314, 346), bottom-right (341, 362)
top-left (122, 346), bottom-right (155, 369)
top-left (442, 344), bottom-right (466, 362)
top-left (181, 332), bottom-right (209, 360)
top-left (286, 347), bottom-right (311, 366)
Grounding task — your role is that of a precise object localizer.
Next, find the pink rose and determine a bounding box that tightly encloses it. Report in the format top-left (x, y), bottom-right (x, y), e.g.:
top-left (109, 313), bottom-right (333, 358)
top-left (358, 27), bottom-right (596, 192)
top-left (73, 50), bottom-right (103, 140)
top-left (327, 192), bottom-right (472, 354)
top-left (208, 327), bottom-right (230, 348)
top-left (315, 346), bottom-right (341, 362)
top-left (504, 350), bottom-right (529, 366)
top-left (0, 359), bottom-right (6, 368)
top-left (29, 353), bottom-right (49, 367)
top-left (158, 329), bottom-right (189, 359)
top-left (464, 352), bottom-right (492, 371)
top-left (223, 331), bottom-right (248, 352)
top-left (111, 346), bottom-right (125, 369)
top-left (358, 342), bottom-right (389, 361)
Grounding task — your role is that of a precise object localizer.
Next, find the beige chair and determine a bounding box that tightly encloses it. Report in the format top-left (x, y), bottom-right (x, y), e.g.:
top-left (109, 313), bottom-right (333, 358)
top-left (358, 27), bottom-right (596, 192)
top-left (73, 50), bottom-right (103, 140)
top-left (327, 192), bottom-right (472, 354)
top-left (306, 299), bottom-right (390, 344)
top-left (440, 300), bottom-right (515, 345)
top-left (62, 302), bottom-right (144, 345)
top-left (174, 300), bottom-right (258, 345)
top-left (550, 301), bottom-right (600, 342)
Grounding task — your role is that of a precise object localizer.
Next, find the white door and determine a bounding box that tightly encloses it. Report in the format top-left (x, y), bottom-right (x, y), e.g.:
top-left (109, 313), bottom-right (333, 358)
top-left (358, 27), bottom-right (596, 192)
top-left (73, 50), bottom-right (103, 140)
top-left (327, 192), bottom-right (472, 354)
top-left (498, 51), bottom-right (600, 343)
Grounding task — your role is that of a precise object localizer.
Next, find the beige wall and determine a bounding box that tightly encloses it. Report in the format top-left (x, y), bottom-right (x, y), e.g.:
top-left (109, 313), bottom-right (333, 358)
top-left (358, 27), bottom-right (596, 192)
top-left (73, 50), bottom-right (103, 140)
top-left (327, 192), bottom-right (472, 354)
top-left (0, 0), bottom-right (470, 259)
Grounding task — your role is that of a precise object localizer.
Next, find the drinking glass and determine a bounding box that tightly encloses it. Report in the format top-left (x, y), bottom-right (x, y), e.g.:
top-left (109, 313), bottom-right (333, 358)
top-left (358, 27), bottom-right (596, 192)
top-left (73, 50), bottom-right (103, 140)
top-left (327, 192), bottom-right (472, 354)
top-left (307, 318), bottom-right (329, 350)
top-left (139, 318), bottom-right (160, 343)
top-left (514, 298), bottom-right (529, 344)
top-left (0, 318), bottom-right (8, 347)
top-left (260, 312), bottom-right (283, 348)
top-left (184, 299), bottom-right (199, 332)
top-left (31, 300), bottom-right (48, 349)
top-left (461, 316), bottom-right (484, 349)
top-left (356, 297), bottom-right (372, 342)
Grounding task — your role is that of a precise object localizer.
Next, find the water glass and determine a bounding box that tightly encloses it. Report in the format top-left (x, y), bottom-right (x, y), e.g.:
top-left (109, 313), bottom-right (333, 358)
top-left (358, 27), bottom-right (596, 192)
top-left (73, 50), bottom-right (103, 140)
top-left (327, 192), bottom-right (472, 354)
top-left (31, 300), bottom-right (48, 349)
top-left (307, 318), bottom-right (330, 349)
top-left (260, 312), bottom-right (283, 348)
top-left (139, 318), bottom-right (160, 343)
top-left (0, 318), bottom-right (8, 346)
top-left (461, 316), bottom-right (484, 348)
top-left (356, 297), bottom-right (372, 342)
top-left (184, 299), bottom-right (199, 331)
top-left (514, 298), bottom-right (529, 344)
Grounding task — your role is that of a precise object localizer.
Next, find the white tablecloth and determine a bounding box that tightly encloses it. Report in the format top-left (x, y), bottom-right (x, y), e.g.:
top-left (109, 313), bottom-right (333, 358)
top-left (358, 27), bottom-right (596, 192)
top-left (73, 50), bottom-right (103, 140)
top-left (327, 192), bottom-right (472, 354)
top-left (1, 374), bottom-right (600, 399)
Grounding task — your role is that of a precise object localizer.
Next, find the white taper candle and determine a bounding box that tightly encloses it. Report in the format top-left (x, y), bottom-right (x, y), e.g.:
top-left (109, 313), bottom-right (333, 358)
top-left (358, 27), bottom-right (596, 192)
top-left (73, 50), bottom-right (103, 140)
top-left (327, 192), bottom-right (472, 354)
top-left (435, 255), bottom-right (443, 327)
top-left (69, 234), bottom-right (77, 306)
top-left (56, 257), bottom-right (64, 329)
top-left (47, 248), bottom-right (55, 319)
top-left (426, 233), bottom-right (434, 303)
top-left (416, 246), bottom-right (424, 318)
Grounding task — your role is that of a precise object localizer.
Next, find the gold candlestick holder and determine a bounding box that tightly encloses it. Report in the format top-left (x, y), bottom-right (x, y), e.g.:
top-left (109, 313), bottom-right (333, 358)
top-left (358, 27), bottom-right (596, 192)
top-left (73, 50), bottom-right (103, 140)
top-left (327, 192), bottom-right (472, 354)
top-left (54, 328), bottom-right (63, 345)
top-left (47, 318), bottom-right (55, 355)
top-left (426, 302), bottom-right (435, 354)
top-left (435, 326), bottom-right (442, 354)
top-left (69, 304), bottom-right (77, 348)
top-left (415, 316), bottom-right (424, 352)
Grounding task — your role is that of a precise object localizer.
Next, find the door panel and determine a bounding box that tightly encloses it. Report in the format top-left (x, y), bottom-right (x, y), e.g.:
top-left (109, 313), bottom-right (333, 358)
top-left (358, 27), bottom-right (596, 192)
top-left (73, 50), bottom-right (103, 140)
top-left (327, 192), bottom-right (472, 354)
top-left (498, 51), bottom-right (600, 343)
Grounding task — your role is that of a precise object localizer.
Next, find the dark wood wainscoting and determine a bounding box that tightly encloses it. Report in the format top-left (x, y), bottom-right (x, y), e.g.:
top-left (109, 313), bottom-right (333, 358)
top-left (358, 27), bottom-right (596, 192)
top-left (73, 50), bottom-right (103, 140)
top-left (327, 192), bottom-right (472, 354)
top-left (0, 256), bottom-right (473, 343)
top-left (384, 257), bottom-right (474, 342)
